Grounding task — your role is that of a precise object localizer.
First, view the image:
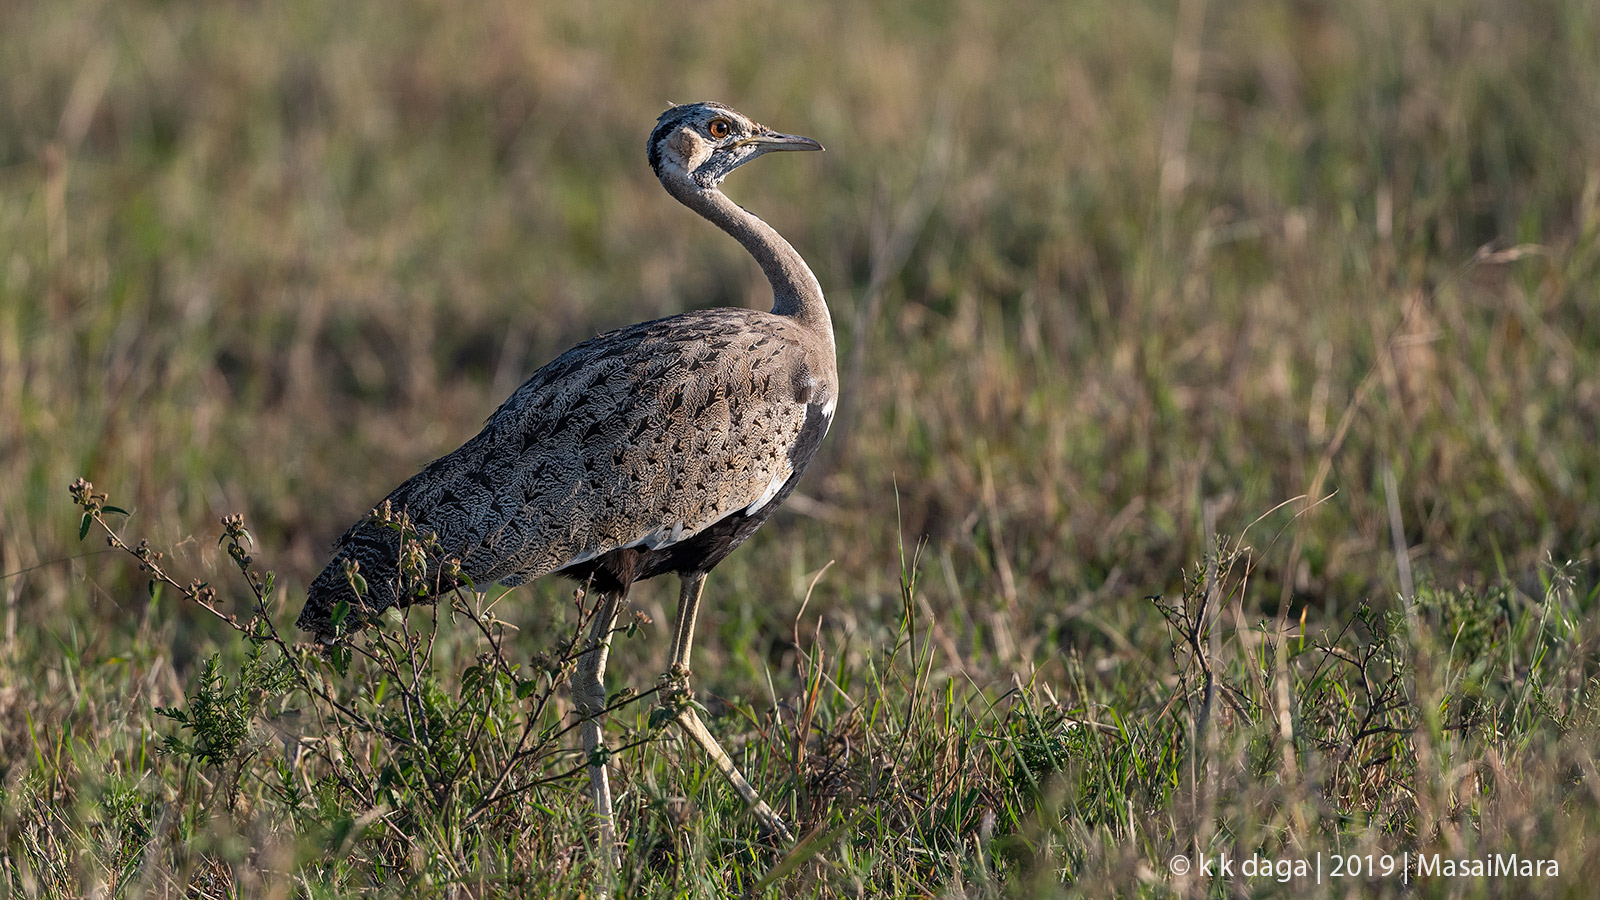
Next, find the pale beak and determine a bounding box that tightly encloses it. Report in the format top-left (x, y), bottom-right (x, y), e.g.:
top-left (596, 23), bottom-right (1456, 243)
top-left (699, 126), bottom-right (824, 187)
top-left (741, 130), bottom-right (824, 153)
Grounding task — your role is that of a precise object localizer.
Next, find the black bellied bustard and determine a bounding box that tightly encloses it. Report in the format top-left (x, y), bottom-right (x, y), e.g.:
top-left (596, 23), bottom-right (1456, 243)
top-left (296, 102), bottom-right (834, 859)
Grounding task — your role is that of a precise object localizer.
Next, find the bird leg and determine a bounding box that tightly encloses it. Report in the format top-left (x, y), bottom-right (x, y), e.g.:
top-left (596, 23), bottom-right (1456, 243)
top-left (661, 571), bottom-right (795, 843)
top-left (574, 589), bottom-right (623, 870)
top-left (667, 571), bottom-right (705, 672)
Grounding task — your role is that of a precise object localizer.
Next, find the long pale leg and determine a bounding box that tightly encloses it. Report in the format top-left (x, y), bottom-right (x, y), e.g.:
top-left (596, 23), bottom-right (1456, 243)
top-left (574, 590), bottom-right (623, 868)
top-left (664, 571), bottom-right (795, 843)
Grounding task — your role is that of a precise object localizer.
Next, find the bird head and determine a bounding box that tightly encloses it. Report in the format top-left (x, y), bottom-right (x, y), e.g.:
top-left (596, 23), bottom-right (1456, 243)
top-left (647, 102), bottom-right (822, 190)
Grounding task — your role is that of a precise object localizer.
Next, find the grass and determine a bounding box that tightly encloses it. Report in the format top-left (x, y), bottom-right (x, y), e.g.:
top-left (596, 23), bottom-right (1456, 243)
top-left (3, 0), bottom-right (1600, 895)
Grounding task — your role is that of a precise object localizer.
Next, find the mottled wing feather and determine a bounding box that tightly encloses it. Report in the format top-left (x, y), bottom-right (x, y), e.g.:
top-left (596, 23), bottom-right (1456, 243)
top-left (298, 307), bottom-right (825, 634)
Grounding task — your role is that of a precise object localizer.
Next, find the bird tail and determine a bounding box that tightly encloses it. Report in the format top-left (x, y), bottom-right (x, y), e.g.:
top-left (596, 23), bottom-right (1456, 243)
top-left (296, 503), bottom-right (461, 640)
top-left (297, 537), bottom-right (401, 641)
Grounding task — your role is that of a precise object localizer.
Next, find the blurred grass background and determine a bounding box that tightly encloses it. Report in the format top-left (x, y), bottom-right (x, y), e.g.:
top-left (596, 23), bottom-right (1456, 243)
top-left (3, 0), bottom-right (1600, 896)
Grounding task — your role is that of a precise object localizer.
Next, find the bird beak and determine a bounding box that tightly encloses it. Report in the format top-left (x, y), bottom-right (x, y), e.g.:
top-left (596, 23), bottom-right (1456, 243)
top-left (697, 126), bottom-right (824, 187)
top-left (740, 130), bottom-right (824, 153)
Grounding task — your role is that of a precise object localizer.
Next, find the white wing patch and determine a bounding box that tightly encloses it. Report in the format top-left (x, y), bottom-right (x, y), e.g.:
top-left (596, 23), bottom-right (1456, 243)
top-left (628, 520), bottom-right (691, 551)
top-left (605, 458), bottom-right (795, 557)
top-left (742, 463), bottom-right (793, 515)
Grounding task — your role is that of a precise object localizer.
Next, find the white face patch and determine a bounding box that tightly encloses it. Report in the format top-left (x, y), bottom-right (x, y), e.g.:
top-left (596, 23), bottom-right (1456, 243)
top-left (656, 130), bottom-right (710, 184)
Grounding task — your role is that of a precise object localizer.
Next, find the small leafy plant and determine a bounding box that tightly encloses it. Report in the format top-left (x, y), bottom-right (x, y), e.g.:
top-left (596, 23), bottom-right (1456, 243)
top-left (67, 478), bottom-right (660, 889)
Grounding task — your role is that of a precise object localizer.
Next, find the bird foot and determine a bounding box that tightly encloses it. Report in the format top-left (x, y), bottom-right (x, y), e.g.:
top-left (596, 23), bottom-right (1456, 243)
top-left (672, 705), bottom-right (795, 845)
top-left (656, 665), bottom-right (695, 705)
top-left (751, 801), bottom-right (796, 845)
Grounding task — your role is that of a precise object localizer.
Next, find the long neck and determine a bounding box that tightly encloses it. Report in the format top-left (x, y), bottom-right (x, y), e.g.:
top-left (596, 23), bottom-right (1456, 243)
top-left (665, 178), bottom-right (832, 342)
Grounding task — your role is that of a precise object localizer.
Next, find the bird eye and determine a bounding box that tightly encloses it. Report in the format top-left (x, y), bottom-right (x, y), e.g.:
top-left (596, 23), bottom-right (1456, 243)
top-left (707, 118), bottom-right (732, 139)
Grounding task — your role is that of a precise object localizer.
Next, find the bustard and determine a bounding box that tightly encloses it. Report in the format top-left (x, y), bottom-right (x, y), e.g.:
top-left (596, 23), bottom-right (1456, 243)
top-left (297, 102), bottom-right (834, 856)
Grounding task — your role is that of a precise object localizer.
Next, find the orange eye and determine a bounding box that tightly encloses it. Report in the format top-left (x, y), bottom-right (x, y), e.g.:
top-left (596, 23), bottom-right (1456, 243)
top-left (707, 118), bottom-right (731, 139)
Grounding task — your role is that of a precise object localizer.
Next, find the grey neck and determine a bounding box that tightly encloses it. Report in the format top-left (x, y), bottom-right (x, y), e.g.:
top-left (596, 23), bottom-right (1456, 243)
top-left (665, 178), bottom-right (832, 342)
